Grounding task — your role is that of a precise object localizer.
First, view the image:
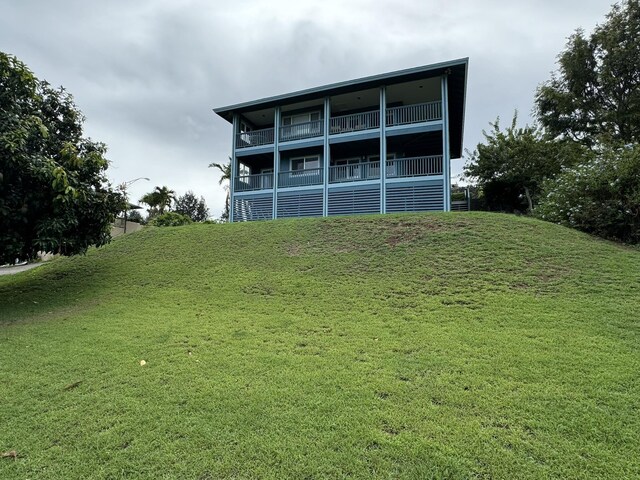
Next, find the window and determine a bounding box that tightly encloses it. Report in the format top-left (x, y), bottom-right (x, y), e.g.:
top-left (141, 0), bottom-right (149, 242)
top-left (290, 156), bottom-right (320, 173)
top-left (282, 111), bottom-right (321, 126)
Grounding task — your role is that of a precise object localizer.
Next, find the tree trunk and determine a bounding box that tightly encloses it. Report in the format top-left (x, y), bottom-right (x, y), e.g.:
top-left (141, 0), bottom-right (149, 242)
top-left (523, 186), bottom-right (533, 214)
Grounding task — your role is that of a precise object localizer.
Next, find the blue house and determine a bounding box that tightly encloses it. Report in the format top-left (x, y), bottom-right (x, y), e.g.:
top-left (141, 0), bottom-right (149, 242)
top-left (214, 58), bottom-right (468, 222)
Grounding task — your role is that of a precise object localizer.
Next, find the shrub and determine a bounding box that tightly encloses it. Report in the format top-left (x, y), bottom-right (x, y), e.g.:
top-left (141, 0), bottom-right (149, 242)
top-left (536, 145), bottom-right (640, 243)
top-left (150, 212), bottom-right (193, 227)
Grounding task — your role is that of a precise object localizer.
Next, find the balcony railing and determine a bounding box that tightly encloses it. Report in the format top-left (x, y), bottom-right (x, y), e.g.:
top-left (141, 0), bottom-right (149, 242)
top-left (279, 120), bottom-right (324, 142)
top-left (387, 155), bottom-right (443, 178)
top-left (236, 128), bottom-right (275, 149)
top-left (330, 111), bottom-right (380, 135)
top-left (278, 168), bottom-right (323, 188)
top-left (329, 161), bottom-right (380, 183)
top-left (235, 173), bottom-right (274, 191)
top-left (386, 101), bottom-right (441, 126)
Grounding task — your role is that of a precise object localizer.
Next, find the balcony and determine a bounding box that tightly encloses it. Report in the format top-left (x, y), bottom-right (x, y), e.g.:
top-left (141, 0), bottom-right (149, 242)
top-left (279, 120), bottom-right (324, 142)
top-left (235, 101), bottom-right (444, 150)
top-left (330, 111), bottom-right (380, 135)
top-left (235, 172), bottom-right (274, 192)
top-left (386, 101), bottom-right (441, 126)
top-left (278, 168), bottom-right (323, 188)
top-left (388, 155), bottom-right (442, 178)
top-left (235, 128), bottom-right (275, 149)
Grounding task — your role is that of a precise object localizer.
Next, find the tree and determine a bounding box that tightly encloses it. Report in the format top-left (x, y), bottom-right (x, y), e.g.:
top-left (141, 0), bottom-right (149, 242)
top-left (0, 52), bottom-right (124, 264)
top-left (150, 211), bottom-right (192, 227)
top-left (209, 159), bottom-right (231, 221)
top-left (139, 186), bottom-right (175, 218)
top-left (536, 144), bottom-right (640, 243)
top-left (535, 0), bottom-right (640, 147)
top-left (464, 114), bottom-right (587, 213)
top-left (174, 191), bottom-right (209, 222)
top-left (126, 209), bottom-right (145, 224)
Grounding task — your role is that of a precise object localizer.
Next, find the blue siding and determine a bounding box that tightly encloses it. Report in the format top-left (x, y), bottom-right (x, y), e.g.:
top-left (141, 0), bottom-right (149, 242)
top-left (328, 184), bottom-right (381, 216)
top-left (386, 181), bottom-right (444, 212)
top-left (277, 190), bottom-right (324, 218)
top-left (233, 194), bottom-right (273, 222)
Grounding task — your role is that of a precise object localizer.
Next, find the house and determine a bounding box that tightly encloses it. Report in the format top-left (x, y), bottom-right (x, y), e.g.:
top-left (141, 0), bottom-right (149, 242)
top-left (214, 58), bottom-right (468, 222)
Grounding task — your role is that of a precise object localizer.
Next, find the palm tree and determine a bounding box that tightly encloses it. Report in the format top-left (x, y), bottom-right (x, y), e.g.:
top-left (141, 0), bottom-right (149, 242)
top-left (209, 159), bottom-right (231, 221)
top-left (140, 186), bottom-right (175, 218)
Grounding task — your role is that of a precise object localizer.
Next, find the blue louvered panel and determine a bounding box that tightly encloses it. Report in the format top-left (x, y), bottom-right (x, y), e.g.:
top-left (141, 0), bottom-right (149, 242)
top-left (233, 194), bottom-right (273, 222)
top-left (328, 185), bottom-right (381, 216)
top-left (386, 182), bottom-right (444, 212)
top-left (277, 190), bottom-right (323, 218)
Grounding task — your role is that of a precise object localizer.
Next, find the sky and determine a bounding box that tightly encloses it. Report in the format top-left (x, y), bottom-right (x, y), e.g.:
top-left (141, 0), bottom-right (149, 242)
top-left (1, 0), bottom-right (612, 217)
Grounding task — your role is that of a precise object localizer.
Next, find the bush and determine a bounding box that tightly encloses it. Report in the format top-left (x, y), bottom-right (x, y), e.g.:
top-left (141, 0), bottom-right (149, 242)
top-left (536, 145), bottom-right (640, 243)
top-left (150, 212), bottom-right (193, 227)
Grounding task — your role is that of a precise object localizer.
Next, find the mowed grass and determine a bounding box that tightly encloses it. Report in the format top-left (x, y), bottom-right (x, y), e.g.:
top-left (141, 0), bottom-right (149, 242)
top-left (1, 212), bottom-right (639, 479)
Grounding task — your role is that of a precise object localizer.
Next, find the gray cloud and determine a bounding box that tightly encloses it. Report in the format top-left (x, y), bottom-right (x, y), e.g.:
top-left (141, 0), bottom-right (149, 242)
top-left (1, 0), bottom-right (610, 216)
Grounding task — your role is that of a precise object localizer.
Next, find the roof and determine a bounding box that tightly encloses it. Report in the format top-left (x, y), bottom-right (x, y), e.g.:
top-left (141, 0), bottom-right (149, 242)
top-left (213, 57), bottom-right (468, 158)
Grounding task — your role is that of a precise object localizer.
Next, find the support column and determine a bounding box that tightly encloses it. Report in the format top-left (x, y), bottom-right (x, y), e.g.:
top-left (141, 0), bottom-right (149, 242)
top-left (273, 107), bottom-right (281, 219)
top-left (229, 114), bottom-right (238, 222)
top-left (441, 75), bottom-right (451, 212)
top-left (379, 86), bottom-right (387, 214)
top-left (323, 97), bottom-right (330, 217)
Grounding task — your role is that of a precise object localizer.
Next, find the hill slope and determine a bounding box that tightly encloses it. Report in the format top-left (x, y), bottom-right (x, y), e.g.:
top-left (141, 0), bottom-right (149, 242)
top-left (1, 213), bottom-right (639, 479)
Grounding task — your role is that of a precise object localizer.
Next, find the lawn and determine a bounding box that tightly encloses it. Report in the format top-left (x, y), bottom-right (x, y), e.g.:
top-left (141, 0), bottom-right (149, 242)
top-left (1, 212), bottom-right (639, 479)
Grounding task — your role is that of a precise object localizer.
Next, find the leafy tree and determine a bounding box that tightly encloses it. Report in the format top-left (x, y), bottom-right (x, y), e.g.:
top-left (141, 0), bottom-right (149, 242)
top-left (174, 190), bottom-right (209, 222)
top-left (140, 186), bottom-right (175, 218)
top-left (464, 114), bottom-right (587, 213)
top-left (535, 0), bottom-right (640, 147)
top-left (536, 144), bottom-right (640, 243)
top-left (0, 52), bottom-right (124, 264)
top-left (209, 159), bottom-right (231, 221)
top-left (150, 211), bottom-right (192, 227)
top-left (126, 209), bottom-right (145, 224)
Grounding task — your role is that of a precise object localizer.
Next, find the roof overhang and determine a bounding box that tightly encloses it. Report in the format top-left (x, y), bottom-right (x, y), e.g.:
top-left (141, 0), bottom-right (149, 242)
top-left (213, 57), bottom-right (468, 158)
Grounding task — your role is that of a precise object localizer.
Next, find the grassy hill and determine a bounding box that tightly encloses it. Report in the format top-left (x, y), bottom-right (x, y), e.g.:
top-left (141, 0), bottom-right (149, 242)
top-left (1, 212), bottom-right (638, 479)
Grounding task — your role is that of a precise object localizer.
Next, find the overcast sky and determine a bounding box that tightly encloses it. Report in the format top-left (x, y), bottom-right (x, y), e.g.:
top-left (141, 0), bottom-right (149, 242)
top-left (1, 0), bottom-right (611, 217)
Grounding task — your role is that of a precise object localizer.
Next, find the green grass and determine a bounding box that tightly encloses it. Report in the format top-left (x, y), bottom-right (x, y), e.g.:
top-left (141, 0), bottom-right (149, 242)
top-left (1, 212), bottom-right (639, 479)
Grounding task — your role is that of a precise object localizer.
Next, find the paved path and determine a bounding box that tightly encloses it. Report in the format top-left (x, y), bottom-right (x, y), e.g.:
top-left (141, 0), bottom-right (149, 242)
top-left (0, 263), bottom-right (43, 276)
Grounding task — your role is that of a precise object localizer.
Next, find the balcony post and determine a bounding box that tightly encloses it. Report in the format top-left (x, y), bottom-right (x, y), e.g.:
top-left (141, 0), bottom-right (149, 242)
top-left (323, 97), bottom-right (330, 216)
top-left (229, 113), bottom-right (238, 222)
top-left (441, 75), bottom-right (451, 211)
top-left (379, 86), bottom-right (387, 214)
top-left (273, 106), bottom-right (281, 219)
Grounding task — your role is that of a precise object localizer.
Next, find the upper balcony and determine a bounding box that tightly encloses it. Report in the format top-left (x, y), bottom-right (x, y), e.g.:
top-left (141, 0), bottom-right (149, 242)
top-left (235, 101), bottom-right (442, 149)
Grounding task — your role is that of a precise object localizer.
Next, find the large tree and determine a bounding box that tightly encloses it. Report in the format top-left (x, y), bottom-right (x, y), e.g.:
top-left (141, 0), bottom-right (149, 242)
top-left (174, 190), bottom-right (209, 222)
top-left (535, 0), bottom-right (640, 147)
top-left (0, 52), bottom-right (123, 264)
top-left (464, 114), bottom-right (587, 213)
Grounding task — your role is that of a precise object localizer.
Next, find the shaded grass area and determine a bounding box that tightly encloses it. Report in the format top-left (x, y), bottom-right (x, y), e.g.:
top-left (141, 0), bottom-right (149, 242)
top-left (1, 212), bottom-right (639, 479)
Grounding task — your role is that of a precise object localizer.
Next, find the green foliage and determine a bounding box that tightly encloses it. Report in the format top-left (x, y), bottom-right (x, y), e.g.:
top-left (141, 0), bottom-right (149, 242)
top-left (1, 214), bottom-right (639, 478)
top-left (139, 186), bottom-right (175, 218)
top-left (209, 159), bottom-right (231, 221)
top-left (125, 209), bottom-right (145, 224)
top-left (149, 211), bottom-right (192, 227)
top-left (535, 0), bottom-right (640, 146)
top-left (174, 190), bottom-right (209, 222)
top-left (464, 113), bottom-right (587, 213)
top-left (536, 144), bottom-right (640, 243)
top-left (0, 52), bottom-right (123, 263)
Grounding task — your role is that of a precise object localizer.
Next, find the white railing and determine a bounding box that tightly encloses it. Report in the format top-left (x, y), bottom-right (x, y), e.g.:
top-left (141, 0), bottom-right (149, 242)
top-left (329, 161), bottom-right (380, 183)
top-left (387, 155), bottom-right (443, 178)
top-left (236, 128), bottom-right (275, 148)
top-left (279, 120), bottom-right (324, 142)
top-left (278, 168), bottom-right (324, 188)
top-left (386, 101), bottom-right (442, 126)
top-left (329, 111), bottom-right (380, 135)
top-left (235, 173), bottom-right (274, 191)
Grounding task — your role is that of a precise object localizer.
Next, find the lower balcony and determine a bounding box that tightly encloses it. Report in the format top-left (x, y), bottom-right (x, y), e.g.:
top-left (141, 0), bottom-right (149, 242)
top-left (234, 156), bottom-right (442, 192)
